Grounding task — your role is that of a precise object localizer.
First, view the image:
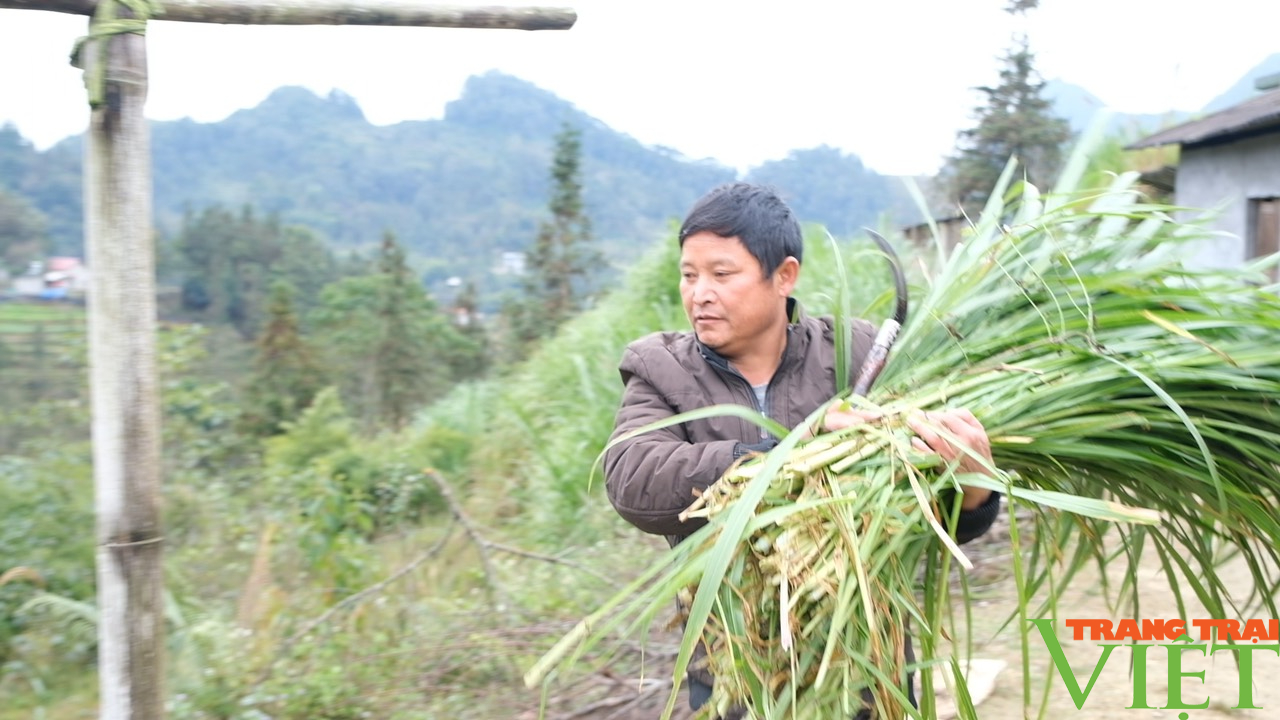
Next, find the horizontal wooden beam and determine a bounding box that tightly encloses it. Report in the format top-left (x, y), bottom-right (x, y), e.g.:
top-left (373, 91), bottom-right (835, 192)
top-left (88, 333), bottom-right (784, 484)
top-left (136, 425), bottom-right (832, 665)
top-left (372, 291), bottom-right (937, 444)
top-left (0, 0), bottom-right (576, 30)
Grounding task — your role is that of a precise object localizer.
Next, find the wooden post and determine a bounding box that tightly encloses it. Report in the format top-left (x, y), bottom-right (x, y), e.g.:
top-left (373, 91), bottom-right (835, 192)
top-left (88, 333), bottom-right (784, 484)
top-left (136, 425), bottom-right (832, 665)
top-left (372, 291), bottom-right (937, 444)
top-left (82, 12), bottom-right (165, 720)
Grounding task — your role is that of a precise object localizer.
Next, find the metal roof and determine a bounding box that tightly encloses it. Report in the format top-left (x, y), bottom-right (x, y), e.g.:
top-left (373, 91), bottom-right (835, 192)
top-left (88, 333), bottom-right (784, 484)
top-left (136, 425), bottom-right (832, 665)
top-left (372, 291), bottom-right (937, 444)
top-left (1125, 88), bottom-right (1280, 150)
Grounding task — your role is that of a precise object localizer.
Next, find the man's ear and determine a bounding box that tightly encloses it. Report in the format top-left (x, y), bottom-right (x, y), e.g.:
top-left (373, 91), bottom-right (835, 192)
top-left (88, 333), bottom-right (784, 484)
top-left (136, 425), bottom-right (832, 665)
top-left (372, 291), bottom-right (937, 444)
top-left (774, 256), bottom-right (800, 295)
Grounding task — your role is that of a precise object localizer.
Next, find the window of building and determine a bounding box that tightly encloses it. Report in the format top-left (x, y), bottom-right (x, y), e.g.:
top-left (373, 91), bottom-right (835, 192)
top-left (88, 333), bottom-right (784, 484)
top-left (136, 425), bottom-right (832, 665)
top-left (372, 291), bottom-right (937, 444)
top-left (1248, 198), bottom-right (1279, 282)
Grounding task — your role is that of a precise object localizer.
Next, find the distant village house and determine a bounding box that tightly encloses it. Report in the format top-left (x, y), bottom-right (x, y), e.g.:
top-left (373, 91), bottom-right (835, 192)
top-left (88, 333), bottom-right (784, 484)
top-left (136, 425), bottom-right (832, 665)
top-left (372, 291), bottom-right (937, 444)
top-left (8, 257), bottom-right (91, 300)
top-left (902, 215), bottom-right (967, 254)
top-left (494, 250), bottom-right (527, 276)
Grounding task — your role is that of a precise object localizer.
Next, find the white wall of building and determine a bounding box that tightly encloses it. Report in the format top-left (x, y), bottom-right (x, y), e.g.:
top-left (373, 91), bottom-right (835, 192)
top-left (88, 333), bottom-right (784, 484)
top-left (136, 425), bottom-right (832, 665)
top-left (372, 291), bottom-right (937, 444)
top-left (1176, 133), bottom-right (1280, 270)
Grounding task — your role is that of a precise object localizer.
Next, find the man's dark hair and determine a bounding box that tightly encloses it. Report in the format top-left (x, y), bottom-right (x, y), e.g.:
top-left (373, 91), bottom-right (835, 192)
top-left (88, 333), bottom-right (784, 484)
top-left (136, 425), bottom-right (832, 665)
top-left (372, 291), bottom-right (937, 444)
top-left (678, 182), bottom-right (803, 276)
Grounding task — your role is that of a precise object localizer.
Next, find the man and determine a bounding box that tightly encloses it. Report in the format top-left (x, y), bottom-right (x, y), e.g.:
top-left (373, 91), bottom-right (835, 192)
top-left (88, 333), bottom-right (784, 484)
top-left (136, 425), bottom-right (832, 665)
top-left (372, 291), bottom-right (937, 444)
top-left (603, 182), bottom-right (1001, 717)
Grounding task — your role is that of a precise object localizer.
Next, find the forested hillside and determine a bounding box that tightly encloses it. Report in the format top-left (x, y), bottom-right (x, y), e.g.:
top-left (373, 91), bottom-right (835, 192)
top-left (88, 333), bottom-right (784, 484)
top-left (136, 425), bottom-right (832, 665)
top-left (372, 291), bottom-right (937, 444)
top-left (6, 54), bottom-right (1280, 295)
top-left (0, 125), bottom-right (79, 258)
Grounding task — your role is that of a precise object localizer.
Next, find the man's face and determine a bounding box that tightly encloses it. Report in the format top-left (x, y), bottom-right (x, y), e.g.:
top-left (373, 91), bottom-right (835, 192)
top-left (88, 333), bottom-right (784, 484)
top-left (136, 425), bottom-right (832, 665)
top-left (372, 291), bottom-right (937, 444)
top-left (679, 232), bottom-right (797, 361)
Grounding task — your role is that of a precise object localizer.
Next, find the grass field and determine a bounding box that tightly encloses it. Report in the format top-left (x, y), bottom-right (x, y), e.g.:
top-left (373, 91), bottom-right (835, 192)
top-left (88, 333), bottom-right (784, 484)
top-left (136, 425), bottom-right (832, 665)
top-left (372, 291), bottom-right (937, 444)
top-left (0, 300), bottom-right (87, 398)
top-left (0, 300), bottom-right (85, 333)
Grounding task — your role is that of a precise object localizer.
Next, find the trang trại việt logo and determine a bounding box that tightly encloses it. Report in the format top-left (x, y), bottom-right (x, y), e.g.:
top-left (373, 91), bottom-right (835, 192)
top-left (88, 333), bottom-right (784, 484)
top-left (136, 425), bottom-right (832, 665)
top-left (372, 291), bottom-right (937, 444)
top-left (1030, 618), bottom-right (1280, 716)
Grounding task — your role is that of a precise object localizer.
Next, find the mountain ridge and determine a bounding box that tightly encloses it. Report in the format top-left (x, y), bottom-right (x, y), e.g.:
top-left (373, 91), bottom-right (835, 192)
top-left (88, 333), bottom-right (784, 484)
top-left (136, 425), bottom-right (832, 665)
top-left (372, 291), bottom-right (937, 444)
top-left (1044, 52), bottom-right (1280, 139)
top-left (4, 55), bottom-right (1278, 290)
top-left (2, 71), bottom-right (903, 290)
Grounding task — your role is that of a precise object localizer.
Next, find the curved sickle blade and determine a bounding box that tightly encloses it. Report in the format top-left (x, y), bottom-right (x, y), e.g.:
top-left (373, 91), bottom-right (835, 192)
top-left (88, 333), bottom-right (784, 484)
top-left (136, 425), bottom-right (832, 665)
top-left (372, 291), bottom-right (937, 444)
top-left (851, 229), bottom-right (909, 396)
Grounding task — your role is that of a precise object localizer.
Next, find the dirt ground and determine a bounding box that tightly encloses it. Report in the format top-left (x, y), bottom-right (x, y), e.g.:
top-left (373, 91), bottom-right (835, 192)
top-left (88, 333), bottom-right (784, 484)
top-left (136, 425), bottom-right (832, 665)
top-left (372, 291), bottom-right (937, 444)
top-left (520, 512), bottom-right (1280, 720)
top-left (945, 518), bottom-right (1280, 720)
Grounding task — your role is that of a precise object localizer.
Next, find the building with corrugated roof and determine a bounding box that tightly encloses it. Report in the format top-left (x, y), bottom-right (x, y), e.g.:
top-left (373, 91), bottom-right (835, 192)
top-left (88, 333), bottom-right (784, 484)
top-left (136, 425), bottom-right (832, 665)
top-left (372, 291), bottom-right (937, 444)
top-left (1127, 77), bottom-right (1280, 281)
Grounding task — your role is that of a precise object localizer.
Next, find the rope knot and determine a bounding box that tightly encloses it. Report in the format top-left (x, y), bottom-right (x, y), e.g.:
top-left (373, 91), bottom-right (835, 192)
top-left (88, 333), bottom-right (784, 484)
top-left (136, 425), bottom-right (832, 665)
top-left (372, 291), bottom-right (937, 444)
top-left (70, 0), bottom-right (165, 108)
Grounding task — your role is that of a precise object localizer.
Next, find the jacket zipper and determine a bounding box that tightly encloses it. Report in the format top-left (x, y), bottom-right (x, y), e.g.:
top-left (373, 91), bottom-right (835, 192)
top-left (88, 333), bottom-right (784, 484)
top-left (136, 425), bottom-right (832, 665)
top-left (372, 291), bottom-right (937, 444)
top-left (701, 327), bottom-right (797, 440)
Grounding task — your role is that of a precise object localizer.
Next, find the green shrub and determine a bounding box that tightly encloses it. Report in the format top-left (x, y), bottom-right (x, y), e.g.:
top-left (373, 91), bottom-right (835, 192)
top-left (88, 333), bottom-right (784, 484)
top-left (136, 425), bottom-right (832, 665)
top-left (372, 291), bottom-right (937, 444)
top-left (0, 456), bottom-right (95, 675)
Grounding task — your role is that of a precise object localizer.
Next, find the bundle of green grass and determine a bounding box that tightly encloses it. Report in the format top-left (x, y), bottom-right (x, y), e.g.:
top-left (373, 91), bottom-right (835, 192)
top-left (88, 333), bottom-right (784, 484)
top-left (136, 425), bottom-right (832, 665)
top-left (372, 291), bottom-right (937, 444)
top-left (527, 150), bottom-right (1280, 719)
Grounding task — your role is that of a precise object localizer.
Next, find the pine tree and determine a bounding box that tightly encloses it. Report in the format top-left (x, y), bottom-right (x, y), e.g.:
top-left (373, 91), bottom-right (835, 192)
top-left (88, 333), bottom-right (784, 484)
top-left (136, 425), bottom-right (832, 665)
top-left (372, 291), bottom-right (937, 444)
top-left (243, 280), bottom-right (326, 436)
top-left (174, 205), bottom-right (347, 338)
top-left (0, 189), bottom-right (49, 273)
top-left (508, 123), bottom-right (601, 350)
top-left (372, 231), bottom-right (440, 430)
top-left (311, 231), bottom-right (484, 430)
top-left (940, 0), bottom-right (1071, 214)
top-left (448, 280), bottom-right (491, 380)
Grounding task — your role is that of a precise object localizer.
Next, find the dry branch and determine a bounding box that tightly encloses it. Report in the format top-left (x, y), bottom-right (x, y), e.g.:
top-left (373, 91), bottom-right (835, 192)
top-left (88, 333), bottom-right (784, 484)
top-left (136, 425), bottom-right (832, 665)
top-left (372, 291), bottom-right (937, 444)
top-left (427, 470), bottom-right (520, 613)
top-left (482, 532), bottom-right (622, 589)
top-left (278, 468), bottom-right (623, 681)
top-left (0, 566), bottom-right (47, 587)
top-left (424, 468), bottom-right (621, 589)
top-left (283, 517), bottom-right (456, 650)
top-left (562, 678), bottom-right (670, 720)
top-left (0, 0), bottom-right (577, 30)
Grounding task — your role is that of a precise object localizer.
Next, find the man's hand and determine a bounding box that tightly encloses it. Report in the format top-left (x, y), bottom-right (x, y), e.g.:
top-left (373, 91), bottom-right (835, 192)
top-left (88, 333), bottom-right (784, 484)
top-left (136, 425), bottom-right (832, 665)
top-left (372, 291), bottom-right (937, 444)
top-left (906, 408), bottom-right (995, 510)
top-left (811, 404), bottom-right (995, 512)
top-left (821, 406), bottom-right (881, 433)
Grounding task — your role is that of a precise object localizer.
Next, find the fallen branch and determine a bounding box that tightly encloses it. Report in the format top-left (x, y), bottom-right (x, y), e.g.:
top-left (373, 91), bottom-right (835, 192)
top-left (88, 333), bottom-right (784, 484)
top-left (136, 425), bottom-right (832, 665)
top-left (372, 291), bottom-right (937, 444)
top-left (559, 676), bottom-right (672, 720)
top-left (283, 516), bottom-right (456, 649)
top-left (487, 535), bottom-right (622, 589)
top-left (0, 566), bottom-right (46, 587)
top-left (425, 470), bottom-right (622, 589)
top-left (427, 470), bottom-right (520, 614)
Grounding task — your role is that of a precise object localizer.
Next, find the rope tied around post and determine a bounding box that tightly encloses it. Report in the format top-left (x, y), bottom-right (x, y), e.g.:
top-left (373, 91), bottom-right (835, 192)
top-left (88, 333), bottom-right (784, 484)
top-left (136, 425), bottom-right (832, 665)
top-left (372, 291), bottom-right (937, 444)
top-left (69, 0), bottom-right (165, 108)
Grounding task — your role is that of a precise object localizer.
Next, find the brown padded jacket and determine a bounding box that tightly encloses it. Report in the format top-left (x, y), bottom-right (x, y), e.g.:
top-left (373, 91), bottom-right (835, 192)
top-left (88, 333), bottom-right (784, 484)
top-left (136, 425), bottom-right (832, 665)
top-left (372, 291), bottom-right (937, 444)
top-left (604, 303), bottom-right (876, 547)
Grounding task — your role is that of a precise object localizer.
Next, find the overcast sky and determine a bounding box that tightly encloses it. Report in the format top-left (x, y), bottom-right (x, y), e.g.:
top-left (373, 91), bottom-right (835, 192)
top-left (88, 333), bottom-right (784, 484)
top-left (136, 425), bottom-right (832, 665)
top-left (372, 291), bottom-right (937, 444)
top-left (1, 0), bottom-right (1277, 176)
